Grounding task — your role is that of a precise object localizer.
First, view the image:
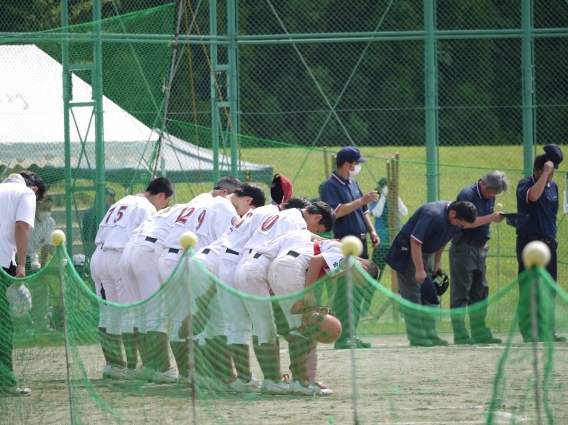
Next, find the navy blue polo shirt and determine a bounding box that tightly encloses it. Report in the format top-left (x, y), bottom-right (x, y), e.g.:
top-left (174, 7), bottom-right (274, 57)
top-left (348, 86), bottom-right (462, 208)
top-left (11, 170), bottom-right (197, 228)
top-left (400, 201), bottom-right (460, 253)
top-left (455, 180), bottom-right (493, 242)
top-left (516, 174), bottom-right (558, 238)
top-left (321, 171), bottom-right (368, 236)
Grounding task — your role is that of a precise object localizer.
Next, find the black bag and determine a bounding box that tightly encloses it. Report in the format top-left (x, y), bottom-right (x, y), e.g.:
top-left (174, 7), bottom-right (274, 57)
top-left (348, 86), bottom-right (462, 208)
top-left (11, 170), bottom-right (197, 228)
top-left (385, 233), bottom-right (411, 272)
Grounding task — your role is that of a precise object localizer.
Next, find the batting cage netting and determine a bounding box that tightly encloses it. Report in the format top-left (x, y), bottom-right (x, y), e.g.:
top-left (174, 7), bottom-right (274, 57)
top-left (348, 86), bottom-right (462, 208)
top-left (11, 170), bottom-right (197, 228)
top-left (0, 235), bottom-right (567, 424)
top-left (2, 1), bottom-right (568, 424)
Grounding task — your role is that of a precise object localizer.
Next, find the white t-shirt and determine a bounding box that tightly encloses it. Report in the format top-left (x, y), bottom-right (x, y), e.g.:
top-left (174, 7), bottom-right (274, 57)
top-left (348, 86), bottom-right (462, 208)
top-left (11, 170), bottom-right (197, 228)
top-left (242, 208), bottom-right (307, 253)
top-left (95, 195), bottom-right (157, 251)
top-left (162, 196), bottom-right (237, 252)
top-left (221, 204), bottom-right (280, 254)
top-left (27, 215), bottom-right (56, 263)
top-left (0, 179), bottom-right (36, 268)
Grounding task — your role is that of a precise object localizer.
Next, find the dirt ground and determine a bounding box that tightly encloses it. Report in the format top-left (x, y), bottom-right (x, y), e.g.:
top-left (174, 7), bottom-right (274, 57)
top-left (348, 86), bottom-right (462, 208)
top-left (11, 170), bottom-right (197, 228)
top-left (2, 332), bottom-right (567, 425)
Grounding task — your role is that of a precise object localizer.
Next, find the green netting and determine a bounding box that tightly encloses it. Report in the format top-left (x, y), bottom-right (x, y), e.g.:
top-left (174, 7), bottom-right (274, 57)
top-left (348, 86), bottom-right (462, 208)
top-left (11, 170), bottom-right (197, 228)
top-left (1, 240), bottom-right (567, 424)
top-left (1, 2), bottom-right (568, 423)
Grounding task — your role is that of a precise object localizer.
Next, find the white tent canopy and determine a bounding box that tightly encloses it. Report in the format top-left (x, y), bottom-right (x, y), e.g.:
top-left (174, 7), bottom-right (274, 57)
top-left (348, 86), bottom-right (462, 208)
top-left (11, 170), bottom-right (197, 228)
top-left (0, 44), bottom-right (273, 184)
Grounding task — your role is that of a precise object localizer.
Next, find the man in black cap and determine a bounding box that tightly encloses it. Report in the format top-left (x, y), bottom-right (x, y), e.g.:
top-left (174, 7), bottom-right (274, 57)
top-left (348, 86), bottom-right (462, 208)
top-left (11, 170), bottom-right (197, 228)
top-left (516, 144), bottom-right (566, 343)
top-left (321, 146), bottom-right (380, 349)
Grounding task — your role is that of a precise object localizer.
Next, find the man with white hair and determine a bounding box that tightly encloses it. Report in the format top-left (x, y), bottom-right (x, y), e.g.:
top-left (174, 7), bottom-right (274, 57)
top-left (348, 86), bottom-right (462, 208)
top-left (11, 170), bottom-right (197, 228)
top-left (449, 171), bottom-right (508, 345)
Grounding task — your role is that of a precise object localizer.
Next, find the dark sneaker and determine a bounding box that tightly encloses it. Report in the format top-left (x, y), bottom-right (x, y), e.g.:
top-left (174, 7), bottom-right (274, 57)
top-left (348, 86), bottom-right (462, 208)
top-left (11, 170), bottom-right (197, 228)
top-left (409, 338), bottom-right (433, 347)
top-left (428, 336), bottom-right (448, 346)
top-left (334, 338), bottom-right (352, 350)
top-left (554, 334), bottom-right (567, 342)
top-left (353, 337), bottom-right (371, 348)
top-left (455, 337), bottom-right (476, 345)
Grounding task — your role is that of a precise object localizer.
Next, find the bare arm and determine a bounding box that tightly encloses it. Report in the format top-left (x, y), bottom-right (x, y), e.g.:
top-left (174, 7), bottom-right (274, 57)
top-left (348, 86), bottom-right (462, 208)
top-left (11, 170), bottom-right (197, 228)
top-left (334, 191), bottom-right (379, 218)
top-left (462, 212), bottom-right (505, 228)
top-left (410, 238), bottom-right (426, 284)
top-left (364, 213), bottom-right (380, 248)
top-left (15, 221), bottom-right (30, 278)
top-left (433, 244), bottom-right (446, 274)
top-left (528, 161), bottom-right (554, 202)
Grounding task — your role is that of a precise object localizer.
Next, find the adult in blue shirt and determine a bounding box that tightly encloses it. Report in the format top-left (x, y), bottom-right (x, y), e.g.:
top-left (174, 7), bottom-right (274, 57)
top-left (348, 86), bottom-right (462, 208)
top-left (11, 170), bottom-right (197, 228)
top-left (449, 172), bottom-right (508, 345)
top-left (516, 145), bottom-right (566, 343)
top-left (385, 201), bottom-right (477, 347)
top-left (321, 146), bottom-right (379, 350)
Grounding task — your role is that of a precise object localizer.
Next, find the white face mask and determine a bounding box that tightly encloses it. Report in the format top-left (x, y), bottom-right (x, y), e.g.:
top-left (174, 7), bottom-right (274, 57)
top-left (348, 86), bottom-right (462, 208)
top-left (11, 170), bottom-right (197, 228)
top-left (349, 164), bottom-right (361, 177)
top-left (38, 212), bottom-right (51, 222)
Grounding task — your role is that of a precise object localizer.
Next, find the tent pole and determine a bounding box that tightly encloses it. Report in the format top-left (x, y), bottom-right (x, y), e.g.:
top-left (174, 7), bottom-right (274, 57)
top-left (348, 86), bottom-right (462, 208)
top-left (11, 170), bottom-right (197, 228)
top-left (153, 0), bottom-right (185, 178)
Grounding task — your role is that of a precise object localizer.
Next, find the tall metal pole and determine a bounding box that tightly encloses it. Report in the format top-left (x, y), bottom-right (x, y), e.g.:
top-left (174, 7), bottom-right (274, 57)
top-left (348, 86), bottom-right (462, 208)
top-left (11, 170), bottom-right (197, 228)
top-left (93, 0), bottom-right (106, 237)
top-left (62, 0), bottom-right (73, 254)
top-left (521, 0), bottom-right (535, 176)
top-left (227, 0), bottom-right (239, 175)
top-left (153, 0), bottom-right (186, 178)
top-left (210, 0), bottom-right (220, 183)
top-left (424, 0), bottom-right (439, 202)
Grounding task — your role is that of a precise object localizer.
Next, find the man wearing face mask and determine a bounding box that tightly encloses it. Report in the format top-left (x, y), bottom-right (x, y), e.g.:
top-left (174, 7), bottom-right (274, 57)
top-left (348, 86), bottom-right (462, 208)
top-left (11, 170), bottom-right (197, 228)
top-left (321, 146), bottom-right (380, 350)
top-left (24, 196), bottom-right (56, 334)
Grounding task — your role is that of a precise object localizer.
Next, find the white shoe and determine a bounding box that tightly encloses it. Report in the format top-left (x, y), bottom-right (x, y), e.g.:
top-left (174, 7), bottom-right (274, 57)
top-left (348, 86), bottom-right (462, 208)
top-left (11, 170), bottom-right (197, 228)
top-left (102, 364), bottom-right (127, 380)
top-left (311, 381), bottom-right (333, 395)
top-left (151, 367), bottom-right (179, 384)
top-left (176, 375), bottom-right (192, 385)
top-left (290, 380), bottom-right (332, 396)
top-left (228, 377), bottom-right (262, 393)
top-left (124, 367), bottom-right (154, 381)
top-left (261, 379), bottom-right (289, 395)
top-left (1, 386), bottom-right (32, 396)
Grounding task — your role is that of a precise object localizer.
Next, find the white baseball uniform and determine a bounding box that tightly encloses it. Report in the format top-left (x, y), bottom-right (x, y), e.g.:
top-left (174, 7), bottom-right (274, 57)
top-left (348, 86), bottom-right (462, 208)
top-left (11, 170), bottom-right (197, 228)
top-left (120, 203), bottom-right (191, 334)
top-left (215, 205), bottom-right (280, 343)
top-left (231, 208), bottom-right (309, 345)
top-left (268, 239), bottom-right (344, 332)
top-left (159, 195), bottom-right (238, 342)
top-left (96, 195), bottom-right (157, 335)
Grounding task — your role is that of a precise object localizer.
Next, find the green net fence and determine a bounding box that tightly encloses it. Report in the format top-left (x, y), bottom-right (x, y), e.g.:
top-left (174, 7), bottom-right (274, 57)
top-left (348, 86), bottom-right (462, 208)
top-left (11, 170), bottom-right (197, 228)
top-left (1, 0), bottom-right (568, 423)
top-left (1, 237), bottom-right (568, 424)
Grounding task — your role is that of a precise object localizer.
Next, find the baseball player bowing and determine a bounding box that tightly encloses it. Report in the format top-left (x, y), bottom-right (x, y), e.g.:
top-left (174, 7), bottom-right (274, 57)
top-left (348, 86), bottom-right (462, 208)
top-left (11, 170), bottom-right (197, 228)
top-left (231, 202), bottom-right (335, 395)
top-left (159, 183), bottom-right (266, 383)
top-left (268, 237), bottom-right (378, 396)
top-left (209, 198), bottom-right (311, 393)
top-left (93, 177), bottom-right (173, 379)
top-left (119, 201), bottom-right (201, 382)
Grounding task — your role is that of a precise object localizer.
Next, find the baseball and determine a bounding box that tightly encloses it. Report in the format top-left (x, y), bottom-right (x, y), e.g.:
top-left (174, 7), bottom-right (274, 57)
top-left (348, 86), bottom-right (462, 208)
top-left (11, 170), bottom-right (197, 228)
top-left (179, 231), bottom-right (198, 250)
top-left (341, 235), bottom-right (363, 257)
top-left (51, 229), bottom-right (66, 246)
top-left (522, 241), bottom-right (551, 268)
top-left (495, 203), bottom-right (503, 212)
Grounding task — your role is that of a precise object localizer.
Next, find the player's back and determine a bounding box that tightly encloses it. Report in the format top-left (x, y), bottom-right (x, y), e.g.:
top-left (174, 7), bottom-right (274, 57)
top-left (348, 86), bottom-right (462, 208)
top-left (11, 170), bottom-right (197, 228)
top-left (223, 204), bottom-right (280, 253)
top-left (256, 229), bottom-right (312, 260)
top-left (163, 196), bottom-right (237, 251)
top-left (95, 195), bottom-right (156, 250)
top-left (242, 207), bottom-right (307, 252)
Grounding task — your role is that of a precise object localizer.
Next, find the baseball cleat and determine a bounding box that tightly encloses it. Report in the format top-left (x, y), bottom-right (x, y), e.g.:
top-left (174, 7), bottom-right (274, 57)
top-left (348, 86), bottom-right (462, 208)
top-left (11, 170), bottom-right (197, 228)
top-left (102, 364), bottom-right (127, 380)
top-left (290, 380), bottom-right (332, 396)
top-left (0, 386), bottom-right (32, 396)
top-left (151, 367), bottom-right (179, 384)
top-left (228, 377), bottom-right (262, 393)
top-left (261, 379), bottom-right (289, 395)
top-left (123, 366), bottom-right (154, 381)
